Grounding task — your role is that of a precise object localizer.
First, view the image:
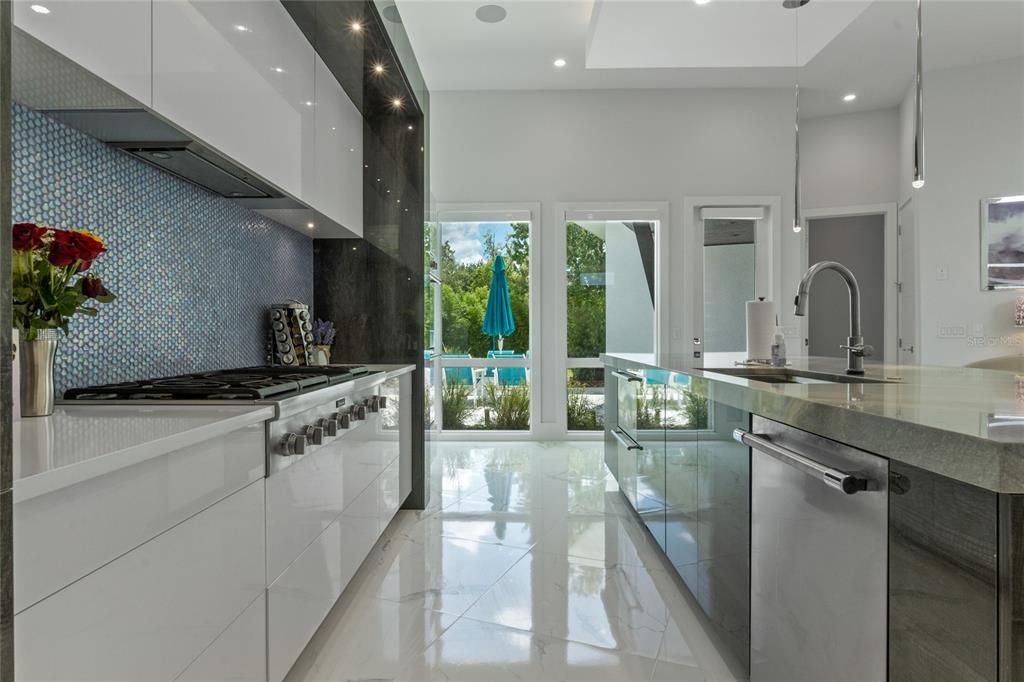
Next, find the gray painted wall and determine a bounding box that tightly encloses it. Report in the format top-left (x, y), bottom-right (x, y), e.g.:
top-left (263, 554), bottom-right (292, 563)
top-left (808, 215), bottom-right (886, 360)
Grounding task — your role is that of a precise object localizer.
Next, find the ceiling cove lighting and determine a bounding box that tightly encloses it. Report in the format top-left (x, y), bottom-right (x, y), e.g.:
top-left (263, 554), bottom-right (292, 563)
top-left (843, 93), bottom-right (857, 102)
top-left (912, 0), bottom-right (925, 190)
top-left (553, 58), bottom-right (567, 68)
top-left (30, 4), bottom-right (50, 14)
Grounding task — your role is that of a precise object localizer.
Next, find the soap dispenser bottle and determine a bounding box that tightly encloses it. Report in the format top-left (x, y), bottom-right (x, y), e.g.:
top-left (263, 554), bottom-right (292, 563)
top-left (770, 323), bottom-right (787, 368)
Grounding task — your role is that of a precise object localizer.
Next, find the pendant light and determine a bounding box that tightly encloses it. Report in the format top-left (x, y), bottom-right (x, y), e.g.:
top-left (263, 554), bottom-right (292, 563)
top-left (789, 0), bottom-right (804, 232)
top-left (912, 0), bottom-right (925, 189)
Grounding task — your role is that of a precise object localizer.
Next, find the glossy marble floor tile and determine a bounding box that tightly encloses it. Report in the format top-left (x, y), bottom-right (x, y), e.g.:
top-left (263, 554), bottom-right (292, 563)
top-left (286, 441), bottom-right (742, 682)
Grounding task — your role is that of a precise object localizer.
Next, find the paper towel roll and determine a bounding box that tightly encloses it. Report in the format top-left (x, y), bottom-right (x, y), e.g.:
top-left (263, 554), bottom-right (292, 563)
top-left (746, 299), bottom-right (775, 361)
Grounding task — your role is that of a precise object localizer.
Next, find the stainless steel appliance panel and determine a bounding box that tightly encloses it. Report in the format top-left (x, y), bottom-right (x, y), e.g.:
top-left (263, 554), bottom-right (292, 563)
top-left (747, 416), bottom-right (888, 682)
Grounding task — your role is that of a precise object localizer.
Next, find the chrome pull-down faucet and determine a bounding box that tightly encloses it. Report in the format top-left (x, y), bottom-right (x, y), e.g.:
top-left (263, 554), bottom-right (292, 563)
top-left (793, 261), bottom-right (872, 375)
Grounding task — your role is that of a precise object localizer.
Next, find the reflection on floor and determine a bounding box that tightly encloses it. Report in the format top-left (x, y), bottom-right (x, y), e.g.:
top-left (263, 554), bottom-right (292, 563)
top-left (286, 441), bottom-right (743, 682)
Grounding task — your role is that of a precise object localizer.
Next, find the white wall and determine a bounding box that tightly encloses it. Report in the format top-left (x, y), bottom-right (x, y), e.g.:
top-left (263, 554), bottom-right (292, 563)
top-left (802, 108), bottom-right (901, 209)
top-left (605, 222), bottom-right (655, 354)
top-left (900, 57), bottom-right (1024, 366)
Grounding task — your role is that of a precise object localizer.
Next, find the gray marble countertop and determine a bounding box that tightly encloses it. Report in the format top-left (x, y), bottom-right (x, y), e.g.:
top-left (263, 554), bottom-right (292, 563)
top-left (602, 352), bottom-right (1024, 493)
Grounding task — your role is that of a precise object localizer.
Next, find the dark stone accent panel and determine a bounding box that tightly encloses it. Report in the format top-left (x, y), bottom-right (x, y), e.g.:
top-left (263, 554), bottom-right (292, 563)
top-left (0, 491), bottom-right (10, 682)
top-left (889, 462), bottom-right (998, 681)
top-left (302, 1), bottom-right (427, 508)
top-left (1000, 495), bottom-right (1024, 680)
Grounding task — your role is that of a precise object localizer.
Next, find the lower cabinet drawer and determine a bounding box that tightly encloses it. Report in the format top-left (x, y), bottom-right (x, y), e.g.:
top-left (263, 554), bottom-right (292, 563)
top-left (178, 592), bottom-right (267, 682)
top-left (15, 480), bottom-right (266, 681)
top-left (268, 517), bottom-right (345, 682)
top-left (338, 477), bottom-right (381, 589)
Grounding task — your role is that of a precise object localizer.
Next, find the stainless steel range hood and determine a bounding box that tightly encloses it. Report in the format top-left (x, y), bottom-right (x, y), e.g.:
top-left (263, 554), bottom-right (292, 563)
top-left (44, 109), bottom-right (282, 200)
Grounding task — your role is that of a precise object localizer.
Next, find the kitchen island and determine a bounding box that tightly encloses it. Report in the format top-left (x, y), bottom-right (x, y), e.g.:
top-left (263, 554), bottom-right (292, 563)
top-left (602, 352), bottom-right (1024, 681)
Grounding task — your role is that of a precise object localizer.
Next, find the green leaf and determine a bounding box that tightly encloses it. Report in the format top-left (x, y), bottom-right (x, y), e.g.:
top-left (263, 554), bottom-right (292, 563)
top-left (94, 292), bottom-right (116, 304)
top-left (75, 307), bottom-right (98, 316)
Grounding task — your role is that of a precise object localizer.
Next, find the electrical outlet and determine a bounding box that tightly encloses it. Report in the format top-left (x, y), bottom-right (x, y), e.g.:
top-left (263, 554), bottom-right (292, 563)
top-left (937, 323), bottom-right (967, 338)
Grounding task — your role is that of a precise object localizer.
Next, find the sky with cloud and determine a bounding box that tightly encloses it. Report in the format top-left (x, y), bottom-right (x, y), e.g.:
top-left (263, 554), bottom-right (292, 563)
top-left (441, 222), bottom-right (515, 264)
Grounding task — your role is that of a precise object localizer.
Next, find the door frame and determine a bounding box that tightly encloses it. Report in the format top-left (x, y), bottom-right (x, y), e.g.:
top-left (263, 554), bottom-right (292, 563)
top-left (684, 196), bottom-right (783, 358)
top-left (897, 197), bottom-right (920, 365)
top-left (800, 203), bottom-right (898, 363)
top-left (552, 201), bottom-right (670, 439)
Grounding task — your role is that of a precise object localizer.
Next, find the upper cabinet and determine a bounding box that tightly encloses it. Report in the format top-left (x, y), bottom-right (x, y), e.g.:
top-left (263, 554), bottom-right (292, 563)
top-left (13, 0), bottom-right (153, 106)
top-left (152, 0), bottom-right (315, 203)
top-left (312, 56), bottom-right (364, 236)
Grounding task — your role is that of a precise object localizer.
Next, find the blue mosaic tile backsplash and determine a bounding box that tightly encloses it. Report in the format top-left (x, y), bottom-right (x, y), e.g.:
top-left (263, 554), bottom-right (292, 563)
top-left (12, 103), bottom-right (314, 393)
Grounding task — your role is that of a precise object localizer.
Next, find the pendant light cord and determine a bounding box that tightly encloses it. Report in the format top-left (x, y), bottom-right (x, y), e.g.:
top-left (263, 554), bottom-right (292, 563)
top-left (793, 4), bottom-right (802, 232)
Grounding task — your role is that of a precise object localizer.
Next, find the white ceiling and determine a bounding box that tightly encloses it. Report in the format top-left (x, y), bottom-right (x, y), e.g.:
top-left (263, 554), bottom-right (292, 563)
top-left (392, 0), bottom-right (1024, 117)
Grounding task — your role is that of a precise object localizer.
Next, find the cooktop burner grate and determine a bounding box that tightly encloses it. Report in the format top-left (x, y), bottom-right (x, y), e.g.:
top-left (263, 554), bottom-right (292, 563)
top-left (63, 365), bottom-right (370, 401)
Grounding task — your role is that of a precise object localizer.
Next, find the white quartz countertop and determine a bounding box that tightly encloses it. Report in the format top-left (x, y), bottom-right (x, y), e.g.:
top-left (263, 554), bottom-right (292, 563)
top-left (13, 404), bottom-right (274, 502)
top-left (603, 352), bottom-right (1024, 492)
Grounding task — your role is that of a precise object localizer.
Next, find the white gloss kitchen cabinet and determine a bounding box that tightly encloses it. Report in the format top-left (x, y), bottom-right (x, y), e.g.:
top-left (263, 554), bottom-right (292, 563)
top-left (151, 0), bottom-right (315, 203)
top-left (13, 409), bottom-right (271, 681)
top-left (311, 55), bottom-right (364, 235)
top-left (13, 0), bottom-right (153, 105)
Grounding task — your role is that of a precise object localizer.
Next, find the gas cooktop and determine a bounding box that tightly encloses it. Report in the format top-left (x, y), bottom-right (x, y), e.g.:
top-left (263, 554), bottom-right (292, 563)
top-left (63, 365), bottom-right (371, 401)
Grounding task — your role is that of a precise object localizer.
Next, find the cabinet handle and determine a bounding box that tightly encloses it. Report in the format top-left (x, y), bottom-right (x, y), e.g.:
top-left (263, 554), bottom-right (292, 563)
top-left (611, 370), bottom-right (643, 383)
top-left (733, 429), bottom-right (871, 495)
top-left (612, 428), bottom-right (644, 451)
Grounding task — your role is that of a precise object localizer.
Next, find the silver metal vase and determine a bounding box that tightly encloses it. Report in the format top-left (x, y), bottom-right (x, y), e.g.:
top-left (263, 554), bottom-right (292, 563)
top-left (19, 328), bottom-right (59, 417)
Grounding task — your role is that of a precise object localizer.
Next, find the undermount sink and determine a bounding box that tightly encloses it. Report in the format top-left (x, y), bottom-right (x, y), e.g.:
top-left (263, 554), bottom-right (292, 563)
top-left (703, 367), bottom-right (896, 385)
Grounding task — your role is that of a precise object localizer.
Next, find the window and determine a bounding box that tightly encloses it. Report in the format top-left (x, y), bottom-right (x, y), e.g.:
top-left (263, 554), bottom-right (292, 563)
top-left (565, 212), bottom-right (660, 432)
top-left (429, 212), bottom-right (533, 432)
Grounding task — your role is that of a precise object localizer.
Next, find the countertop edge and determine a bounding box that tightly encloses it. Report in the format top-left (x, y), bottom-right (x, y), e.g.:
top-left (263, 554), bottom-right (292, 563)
top-left (13, 406), bottom-right (275, 504)
top-left (602, 353), bottom-right (1022, 494)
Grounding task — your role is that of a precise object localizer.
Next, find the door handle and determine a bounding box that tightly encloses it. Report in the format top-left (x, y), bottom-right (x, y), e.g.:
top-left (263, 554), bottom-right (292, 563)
top-left (612, 428), bottom-right (644, 451)
top-left (734, 429), bottom-right (872, 495)
top-left (611, 370), bottom-right (643, 383)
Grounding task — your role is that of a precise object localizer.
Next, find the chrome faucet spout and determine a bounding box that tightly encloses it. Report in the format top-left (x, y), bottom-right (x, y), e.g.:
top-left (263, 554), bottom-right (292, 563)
top-left (793, 261), bottom-right (868, 374)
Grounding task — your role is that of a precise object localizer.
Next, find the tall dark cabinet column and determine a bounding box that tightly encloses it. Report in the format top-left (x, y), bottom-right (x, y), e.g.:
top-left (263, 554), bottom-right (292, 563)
top-left (283, 1), bottom-right (429, 508)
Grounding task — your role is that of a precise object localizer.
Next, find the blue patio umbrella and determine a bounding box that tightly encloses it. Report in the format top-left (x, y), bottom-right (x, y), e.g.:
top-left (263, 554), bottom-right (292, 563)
top-left (482, 255), bottom-right (516, 350)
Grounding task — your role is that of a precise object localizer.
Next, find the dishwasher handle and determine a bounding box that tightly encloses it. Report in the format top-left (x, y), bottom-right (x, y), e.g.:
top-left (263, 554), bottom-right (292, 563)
top-left (734, 428), bottom-right (871, 495)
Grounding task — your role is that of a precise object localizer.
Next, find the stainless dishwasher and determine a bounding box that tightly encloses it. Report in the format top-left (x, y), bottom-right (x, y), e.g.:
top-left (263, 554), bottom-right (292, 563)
top-left (737, 416), bottom-right (888, 682)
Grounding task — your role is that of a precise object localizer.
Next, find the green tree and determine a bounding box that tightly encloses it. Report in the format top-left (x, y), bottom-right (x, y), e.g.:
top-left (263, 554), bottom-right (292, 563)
top-left (566, 222), bottom-right (606, 358)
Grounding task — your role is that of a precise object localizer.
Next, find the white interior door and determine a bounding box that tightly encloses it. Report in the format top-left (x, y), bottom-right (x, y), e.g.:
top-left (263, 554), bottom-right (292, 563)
top-left (897, 200), bottom-right (919, 365)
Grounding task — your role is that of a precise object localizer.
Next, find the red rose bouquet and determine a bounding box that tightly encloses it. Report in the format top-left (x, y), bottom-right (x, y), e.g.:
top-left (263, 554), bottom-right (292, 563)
top-left (12, 222), bottom-right (116, 340)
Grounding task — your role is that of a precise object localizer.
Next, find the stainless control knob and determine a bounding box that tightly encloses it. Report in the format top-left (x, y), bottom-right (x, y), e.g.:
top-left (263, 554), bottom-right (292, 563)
top-left (369, 397), bottom-right (380, 413)
top-left (302, 425), bottom-right (324, 445)
top-left (355, 405), bottom-right (367, 420)
top-left (378, 396), bottom-right (388, 409)
top-left (337, 412), bottom-right (351, 429)
top-left (316, 417), bottom-right (339, 437)
top-left (281, 433), bottom-right (306, 456)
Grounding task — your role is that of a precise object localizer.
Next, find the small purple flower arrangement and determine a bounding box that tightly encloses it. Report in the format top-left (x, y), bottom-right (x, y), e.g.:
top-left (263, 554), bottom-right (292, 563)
top-left (312, 318), bottom-right (336, 346)
top-left (311, 318), bottom-right (336, 366)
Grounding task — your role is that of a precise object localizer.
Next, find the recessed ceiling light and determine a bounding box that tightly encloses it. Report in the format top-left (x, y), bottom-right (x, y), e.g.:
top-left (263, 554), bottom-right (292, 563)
top-left (553, 58), bottom-right (567, 68)
top-left (373, 63), bottom-right (386, 75)
top-left (273, 66), bottom-right (285, 73)
top-left (304, 100), bottom-right (313, 107)
top-left (475, 4), bottom-right (507, 23)
top-left (407, 125), bottom-right (414, 131)
top-left (348, 147), bottom-right (355, 152)
top-left (350, 20), bottom-right (363, 32)
top-left (234, 24), bottom-right (250, 32)
top-left (30, 4), bottom-right (50, 14)
top-left (306, 222), bottom-right (315, 229)
top-left (391, 97), bottom-right (403, 109)
top-left (694, 0), bottom-right (712, 5)
top-left (843, 93), bottom-right (857, 102)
